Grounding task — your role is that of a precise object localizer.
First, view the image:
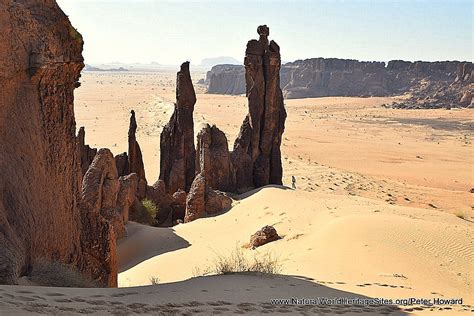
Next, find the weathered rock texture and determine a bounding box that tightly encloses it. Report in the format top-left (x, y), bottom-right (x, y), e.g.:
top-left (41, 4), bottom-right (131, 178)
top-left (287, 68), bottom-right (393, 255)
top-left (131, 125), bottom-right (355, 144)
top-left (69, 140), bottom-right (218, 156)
top-left (184, 174), bottom-right (232, 223)
top-left (206, 58), bottom-right (473, 108)
top-left (159, 62), bottom-right (196, 193)
top-left (127, 110), bottom-right (147, 197)
top-left (0, 0), bottom-right (116, 286)
top-left (195, 124), bottom-right (235, 191)
top-left (79, 149), bottom-right (119, 284)
top-left (249, 225), bottom-right (280, 249)
top-left (77, 126), bottom-right (97, 175)
top-left (231, 25), bottom-right (287, 192)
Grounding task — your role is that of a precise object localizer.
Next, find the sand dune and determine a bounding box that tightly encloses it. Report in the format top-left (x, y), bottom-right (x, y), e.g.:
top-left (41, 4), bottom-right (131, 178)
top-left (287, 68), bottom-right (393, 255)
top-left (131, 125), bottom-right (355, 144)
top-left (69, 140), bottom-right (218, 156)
top-left (0, 274), bottom-right (412, 315)
top-left (118, 187), bottom-right (473, 308)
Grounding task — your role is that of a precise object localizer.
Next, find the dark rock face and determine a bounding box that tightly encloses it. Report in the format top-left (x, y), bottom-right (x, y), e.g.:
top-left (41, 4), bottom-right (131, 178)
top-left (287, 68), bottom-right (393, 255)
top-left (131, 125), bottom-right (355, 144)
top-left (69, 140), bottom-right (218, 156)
top-left (196, 124), bottom-right (235, 191)
top-left (249, 225), bottom-right (280, 249)
top-left (159, 62), bottom-right (196, 193)
top-left (77, 127), bottom-right (97, 176)
top-left (127, 110), bottom-right (147, 197)
top-left (0, 0), bottom-right (116, 286)
top-left (115, 152), bottom-right (129, 177)
top-left (205, 58), bottom-right (473, 108)
top-left (232, 25), bottom-right (287, 192)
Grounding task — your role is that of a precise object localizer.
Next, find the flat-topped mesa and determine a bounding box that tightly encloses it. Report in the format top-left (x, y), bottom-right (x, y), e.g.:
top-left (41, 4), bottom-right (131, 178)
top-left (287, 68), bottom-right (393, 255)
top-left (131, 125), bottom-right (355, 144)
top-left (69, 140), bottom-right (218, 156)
top-left (159, 62), bottom-right (196, 193)
top-left (127, 110), bottom-right (147, 197)
top-left (232, 25), bottom-right (287, 192)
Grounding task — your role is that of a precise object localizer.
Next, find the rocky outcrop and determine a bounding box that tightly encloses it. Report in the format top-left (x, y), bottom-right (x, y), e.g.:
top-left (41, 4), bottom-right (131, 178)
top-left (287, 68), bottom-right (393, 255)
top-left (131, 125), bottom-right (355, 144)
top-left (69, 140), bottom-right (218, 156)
top-left (184, 175), bottom-right (207, 223)
top-left (79, 149), bottom-right (119, 285)
top-left (0, 0), bottom-right (116, 286)
top-left (206, 64), bottom-right (245, 95)
top-left (205, 58), bottom-right (473, 108)
top-left (77, 127), bottom-right (97, 176)
top-left (196, 124), bottom-right (235, 191)
top-left (127, 110), bottom-right (147, 197)
top-left (184, 174), bottom-right (232, 223)
top-left (231, 25), bottom-right (287, 192)
top-left (249, 225), bottom-right (280, 249)
top-left (145, 180), bottom-right (174, 225)
top-left (159, 62), bottom-right (196, 193)
top-left (171, 190), bottom-right (187, 224)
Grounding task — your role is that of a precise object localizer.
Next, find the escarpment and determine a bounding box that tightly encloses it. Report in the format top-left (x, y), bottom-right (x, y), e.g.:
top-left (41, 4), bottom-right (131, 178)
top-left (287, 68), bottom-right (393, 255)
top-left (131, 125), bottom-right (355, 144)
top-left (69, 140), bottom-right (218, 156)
top-left (206, 58), bottom-right (473, 108)
top-left (0, 0), bottom-right (116, 286)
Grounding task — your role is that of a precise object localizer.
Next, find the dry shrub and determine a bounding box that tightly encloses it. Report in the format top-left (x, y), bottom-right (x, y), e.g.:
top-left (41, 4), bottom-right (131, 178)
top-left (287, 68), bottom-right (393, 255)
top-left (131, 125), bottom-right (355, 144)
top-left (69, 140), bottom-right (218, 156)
top-left (193, 246), bottom-right (281, 276)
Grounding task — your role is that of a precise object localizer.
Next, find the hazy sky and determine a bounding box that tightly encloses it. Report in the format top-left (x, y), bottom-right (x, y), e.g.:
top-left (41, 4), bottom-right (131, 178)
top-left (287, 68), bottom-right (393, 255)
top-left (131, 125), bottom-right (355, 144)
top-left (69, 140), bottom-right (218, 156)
top-left (57, 0), bottom-right (472, 65)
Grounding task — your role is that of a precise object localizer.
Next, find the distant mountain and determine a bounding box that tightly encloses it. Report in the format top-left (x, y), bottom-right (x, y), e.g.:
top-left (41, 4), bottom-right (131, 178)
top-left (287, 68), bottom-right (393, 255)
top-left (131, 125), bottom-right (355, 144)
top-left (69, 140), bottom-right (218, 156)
top-left (200, 56), bottom-right (241, 68)
top-left (83, 64), bottom-right (128, 72)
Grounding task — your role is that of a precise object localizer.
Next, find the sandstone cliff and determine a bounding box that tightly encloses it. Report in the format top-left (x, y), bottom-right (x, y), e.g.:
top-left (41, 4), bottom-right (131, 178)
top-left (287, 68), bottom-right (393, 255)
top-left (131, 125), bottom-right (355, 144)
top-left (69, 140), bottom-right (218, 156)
top-left (0, 0), bottom-right (116, 286)
top-left (206, 58), bottom-right (473, 108)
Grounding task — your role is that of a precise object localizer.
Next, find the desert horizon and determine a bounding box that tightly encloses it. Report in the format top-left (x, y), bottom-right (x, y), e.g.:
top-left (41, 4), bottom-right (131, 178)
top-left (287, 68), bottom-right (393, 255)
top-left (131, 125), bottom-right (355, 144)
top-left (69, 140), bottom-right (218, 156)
top-left (0, 0), bottom-right (473, 315)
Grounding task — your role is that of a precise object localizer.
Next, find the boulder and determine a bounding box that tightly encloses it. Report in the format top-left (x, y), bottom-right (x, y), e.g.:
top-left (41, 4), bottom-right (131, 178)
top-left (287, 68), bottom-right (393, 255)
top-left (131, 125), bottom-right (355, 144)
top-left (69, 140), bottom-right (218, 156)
top-left (184, 174), bottom-right (233, 223)
top-left (249, 225), bottom-right (280, 249)
top-left (159, 62), bottom-right (196, 193)
top-left (205, 188), bottom-right (232, 214)
top-left (184, 174), bottom-right (206, 223)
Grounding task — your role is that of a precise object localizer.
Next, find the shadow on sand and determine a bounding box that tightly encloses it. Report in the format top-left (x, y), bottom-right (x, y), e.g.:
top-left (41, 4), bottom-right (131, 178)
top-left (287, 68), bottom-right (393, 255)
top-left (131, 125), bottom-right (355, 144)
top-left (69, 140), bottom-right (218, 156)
top-left (117, 222), bottom-right (190, 272)
top-left (236, 184), bottom-right (293, 200)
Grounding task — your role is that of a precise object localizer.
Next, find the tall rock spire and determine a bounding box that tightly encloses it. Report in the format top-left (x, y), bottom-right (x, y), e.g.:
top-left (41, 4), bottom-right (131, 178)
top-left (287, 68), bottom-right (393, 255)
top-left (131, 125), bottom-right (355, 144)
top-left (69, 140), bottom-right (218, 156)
top-left (159, 62), bottom-right (196, 193)
top-left (232, 25), bottom-right (287, 192)
top-left (127, 110), bottom-right (147, 197)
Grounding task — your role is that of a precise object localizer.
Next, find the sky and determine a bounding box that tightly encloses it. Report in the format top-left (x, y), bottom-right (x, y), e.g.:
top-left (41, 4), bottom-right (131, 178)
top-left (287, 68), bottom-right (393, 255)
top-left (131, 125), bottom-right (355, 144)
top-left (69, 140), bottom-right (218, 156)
top-left (56, 0), bottom-right (473, 65)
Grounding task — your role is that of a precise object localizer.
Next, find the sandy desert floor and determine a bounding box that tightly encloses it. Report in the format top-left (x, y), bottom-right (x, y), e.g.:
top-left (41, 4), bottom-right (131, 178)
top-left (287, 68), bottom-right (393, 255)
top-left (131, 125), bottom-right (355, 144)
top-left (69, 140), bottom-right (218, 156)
top-left (1, 69), bottom-right (471, 315)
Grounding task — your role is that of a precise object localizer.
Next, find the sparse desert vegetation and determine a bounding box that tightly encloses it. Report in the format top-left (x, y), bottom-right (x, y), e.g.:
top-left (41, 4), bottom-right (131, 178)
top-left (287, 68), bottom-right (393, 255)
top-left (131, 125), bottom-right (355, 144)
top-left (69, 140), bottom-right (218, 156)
top-left (131, 198), bottom-right (158, 225)
top-left (193, 246), bottom-right (282, 277)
